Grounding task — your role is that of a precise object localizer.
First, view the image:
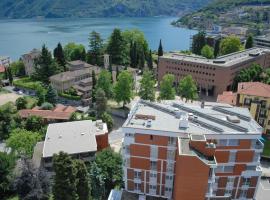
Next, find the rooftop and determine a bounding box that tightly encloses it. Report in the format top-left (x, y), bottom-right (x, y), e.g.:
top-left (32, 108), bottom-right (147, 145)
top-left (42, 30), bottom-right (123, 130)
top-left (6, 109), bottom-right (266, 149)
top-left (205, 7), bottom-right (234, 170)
top-left (19, 104), bottom-right (77, 120)
top-left (42, 120), bottom-right (107, 158)
top-left (22, 48), bottom-right (41, 59)
top-left (217, 91), bottom-right (237, 105)
top-left (161, 47), bottom-right (270, 67)
top-left (123, 100), bottom-right (262, 135)
top-left (237, 82), bottom-right (270, 98)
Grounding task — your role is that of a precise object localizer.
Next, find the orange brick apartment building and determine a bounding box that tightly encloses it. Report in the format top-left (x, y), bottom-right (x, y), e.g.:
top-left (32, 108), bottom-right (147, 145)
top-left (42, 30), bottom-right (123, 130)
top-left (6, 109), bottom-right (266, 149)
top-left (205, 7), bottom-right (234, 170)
top-left (122, 100), bottom-right (264, 200)
top-left (158, 48), bottom-right (270, 97)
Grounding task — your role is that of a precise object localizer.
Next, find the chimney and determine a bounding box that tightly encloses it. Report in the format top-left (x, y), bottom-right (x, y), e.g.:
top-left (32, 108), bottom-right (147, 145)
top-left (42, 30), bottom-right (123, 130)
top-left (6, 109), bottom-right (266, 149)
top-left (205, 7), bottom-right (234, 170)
top-left (201, 101), bottom-right (205, 109)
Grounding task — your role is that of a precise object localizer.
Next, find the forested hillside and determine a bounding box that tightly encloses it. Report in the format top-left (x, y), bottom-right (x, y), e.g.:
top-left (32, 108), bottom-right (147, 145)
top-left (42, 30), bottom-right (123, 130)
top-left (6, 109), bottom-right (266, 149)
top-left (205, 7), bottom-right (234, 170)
top-left (0, 0), bottom-right (212, 18)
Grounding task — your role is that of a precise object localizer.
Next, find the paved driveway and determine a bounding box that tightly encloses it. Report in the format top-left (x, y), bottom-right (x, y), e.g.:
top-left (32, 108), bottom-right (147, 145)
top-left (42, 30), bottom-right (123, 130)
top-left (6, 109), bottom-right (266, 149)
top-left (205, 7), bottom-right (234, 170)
top-left (0, 93), bottom-right (22, 106)
top-left (256, 179), bottom-right (270, 200)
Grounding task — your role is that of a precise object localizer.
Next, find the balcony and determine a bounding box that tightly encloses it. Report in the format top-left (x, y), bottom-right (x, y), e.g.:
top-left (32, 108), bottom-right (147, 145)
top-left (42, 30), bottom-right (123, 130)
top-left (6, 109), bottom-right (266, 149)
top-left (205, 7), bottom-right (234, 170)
top-left (254, 139), bottom-right (264, 150)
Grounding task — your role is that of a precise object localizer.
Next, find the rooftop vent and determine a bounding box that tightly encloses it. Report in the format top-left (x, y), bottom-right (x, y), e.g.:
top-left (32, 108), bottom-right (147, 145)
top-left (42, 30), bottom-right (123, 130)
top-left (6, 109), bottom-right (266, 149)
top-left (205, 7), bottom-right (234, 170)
top-left (226, 115), bottom-right (240, 123)
top-left (146, 119), bottom-right (152, 128)
top-left (81, 132), bottom-right (85, 135)
top-left (179, 113), bottom-right (189, 129)
top-left (58, 135), bottom-right (62, 139)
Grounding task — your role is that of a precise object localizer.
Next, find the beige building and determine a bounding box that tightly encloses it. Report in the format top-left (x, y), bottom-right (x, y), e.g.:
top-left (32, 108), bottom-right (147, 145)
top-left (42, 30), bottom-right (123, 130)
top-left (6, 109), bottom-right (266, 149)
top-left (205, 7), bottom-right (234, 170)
top-left (21, 49), bottom-right (41, 75)
top-left (0, 56), bottom-right (11, 67)
top-left (158, 48), bottom-right (270, 97)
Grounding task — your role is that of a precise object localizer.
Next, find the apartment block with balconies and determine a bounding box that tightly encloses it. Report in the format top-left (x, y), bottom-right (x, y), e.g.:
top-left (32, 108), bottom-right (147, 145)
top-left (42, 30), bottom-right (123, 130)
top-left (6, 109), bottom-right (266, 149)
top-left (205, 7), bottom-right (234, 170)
top-left (122, 100), bottom-right (264, 200)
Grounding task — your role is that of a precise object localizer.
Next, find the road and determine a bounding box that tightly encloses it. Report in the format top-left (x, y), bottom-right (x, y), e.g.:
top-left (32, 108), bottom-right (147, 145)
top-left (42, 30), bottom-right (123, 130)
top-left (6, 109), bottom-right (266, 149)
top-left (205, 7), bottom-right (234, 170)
top-left (256, 179), bottom-right (270, 200)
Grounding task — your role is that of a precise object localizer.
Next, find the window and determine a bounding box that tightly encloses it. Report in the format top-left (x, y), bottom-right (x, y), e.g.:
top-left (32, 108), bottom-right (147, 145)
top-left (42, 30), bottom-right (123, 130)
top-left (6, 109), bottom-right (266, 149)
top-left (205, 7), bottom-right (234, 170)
top-left (134, 183), bottom-right (141, 191)
top-left (149, 185), bottom-right (157, 190)
top-left (166, 175), bottom-right (173, 180)
top-left (228, 177), bottom-right (234, 183)
top-left (218, 139), bottom-right (227, 146)
top-left (224, 166), bottom-right (234, 173)
top-left (167, 162), bottom-right (174, 173)
top-left (150, 161), bottom-right (157, 170)
top-left (125, 133), bottom-right (134, 137)
top-left (240, 190), bottom-right (247, 198)
top-left (225, 189), bottom-right (232, 195)
top-left (168, 137), bottom-right (176, 145)
top-left (125, 145), bottom-right (130, 154)
top-left (167, 150), bottom-right (175, 160)
top-left (244, 98), bottom-right (251, 106)
top-left (150, 172), bottom-right (157, 178)
top-left (253, 153), bottom-right (260, 162)
top-left (229, 152), bottom-right (236, 162)
top-left (228, 140), bottom-right (239, 146)
top-left (165, 187), bottom-right (172, 192)
top-left (216, 166), bottom-right (224, 173)
top-left (242, 178), bottom-right (250, 186)
top-left (134, 171), bottom-right (141, 179)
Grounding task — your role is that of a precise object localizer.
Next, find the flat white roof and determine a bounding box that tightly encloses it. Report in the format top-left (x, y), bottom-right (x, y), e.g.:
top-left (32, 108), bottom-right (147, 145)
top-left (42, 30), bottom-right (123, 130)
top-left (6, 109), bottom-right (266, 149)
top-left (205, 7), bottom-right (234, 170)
top-left (42, 120), bottom-right (107, 158)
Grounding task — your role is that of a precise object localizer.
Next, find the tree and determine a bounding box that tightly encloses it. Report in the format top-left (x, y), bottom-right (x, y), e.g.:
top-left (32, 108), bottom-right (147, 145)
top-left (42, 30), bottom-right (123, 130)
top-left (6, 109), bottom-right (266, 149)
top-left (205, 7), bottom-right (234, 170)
top-left (192, 31), bottom-right (206, 55)
top-left (138, 51), bottom-right (145, 70)
top-left (15, 159), bottom-right (50, 200)
top-left (16, 97), bottom-right (27, 110)
top-left (114, 71), bottom-right (133, 107)
top-left (40, 102), bottom-right (54, 110)
top-left (245, 34), bottom-right (254, 49)
top-left (147, 50), bottom-right (153, 70)
top-left (53, 152), bottom-right (78, 200)
top-left (64, 43), bottom-right (86, 61)
top-left (0, 152), bottom-right (15, 197)
top-left (95, 88), bottom-right (107, 117)
top-left (46, 85), bottom-right (58, 105)
top-left (107, 28), bottom-right (125, 65)
top-left (201, 45), bottom-right (214, 59)
top-left (74, 160), bottom-right (91, 200)
top-left (158, 39), bottom-right (164, 56)
top-left (101, 112), bottom-right (114, 132)
top-left (24, 116), bottom-right (44, 132)
top-left (7, 67), bottom-right (13, 85)
top-left (116, 66), bottom-right (120, 80)
top-left (139, 70), bottom-right (155, 101)
top-left (10, 60), bottom-right (25, 77)
top-left (33, 45), bottom-right (58, 84)
top-left (88, 31), bottom-right (104, 65)
top-left (220, 36), bottom-right (242, 56)
top-left (6, 129), bottom-right (41, 157)
top-left (96, 70), bottom-right (113, 98)
top-left (54, 43), bottom-right (66, 71)
top-left (130, 41), bottom-right (139, 68)
top-left (159, 74), bottom-right (176, 100)
top-left (95, 148), bottom-right (123, 196)
top-left (0, 103), bottom-right (18, 140)
top-left (214, 39), bottom-right (220, 58)
top-left (36, 85), bottom-right (46, 106)
top-left (178, 75), bottom-right (198, 102)
top-left (89, 162), bottom-right (105, 200)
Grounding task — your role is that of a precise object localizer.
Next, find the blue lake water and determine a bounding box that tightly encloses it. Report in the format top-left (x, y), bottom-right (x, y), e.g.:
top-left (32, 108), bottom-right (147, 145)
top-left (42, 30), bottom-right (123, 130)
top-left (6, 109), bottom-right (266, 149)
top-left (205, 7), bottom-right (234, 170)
top-left (0, 17), bottom-right (196, 60)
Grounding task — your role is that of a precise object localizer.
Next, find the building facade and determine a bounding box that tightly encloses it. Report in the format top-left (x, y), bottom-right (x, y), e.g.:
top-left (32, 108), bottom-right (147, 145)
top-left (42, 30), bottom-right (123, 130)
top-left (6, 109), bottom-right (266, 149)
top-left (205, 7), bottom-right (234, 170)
top-left (21, 48), bottom-right (41, 75)
top-left (218, 82), bottom-right (270, 134)
top-left (122, 100), bottom-right (264, 200)
top-left (254, 35), bottom-right (270, 49)
top-left (158, 48), bottom-right (270, 97)
top-left (0, 56), bottom-right (11, 67)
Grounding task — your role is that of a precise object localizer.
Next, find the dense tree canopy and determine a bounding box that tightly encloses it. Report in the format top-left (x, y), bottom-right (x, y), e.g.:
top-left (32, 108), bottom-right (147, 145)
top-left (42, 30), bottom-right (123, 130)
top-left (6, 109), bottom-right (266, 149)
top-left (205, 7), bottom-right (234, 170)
top-left (192, 31), bottom-right (206, 55)
top-left (178, 75), bottom-right (198, 102)
top-left (88, 31), bottom-right (104, 65)
top-left (220, 36), bottom-right (243, 56)
top-left (15, 97), bottom-right (27, 110)
top-left (245, 34), bottom-right (254, 49)
top-left (114, 70), bottom-right (134, 107)
top-left (201, 45), bottom-right (214, 59)
top-left (159, 74), bottom-right (176, 100)
top-left (10, 60), bottom-right (25, 77)
top-left (95, 88), bottom-right (107, 117)
top-left (46, 85), bottom-right (58, 105)
top-left (6, 128), bottom-right (41, 157)
top-left (139, 70), bottom-right (155, 101)
top-left (64, 43), bottom-right (86, 61)
top-left (24, 116), bottom-right (44, 133)
top-left (54, 42), bottom-right (66, 71)
top-left (107, 29), bottom-right (125, 65)
top-left (96, 70), bottom-right (113, 99)
top-left (0, 103), bottom-right (18, 140)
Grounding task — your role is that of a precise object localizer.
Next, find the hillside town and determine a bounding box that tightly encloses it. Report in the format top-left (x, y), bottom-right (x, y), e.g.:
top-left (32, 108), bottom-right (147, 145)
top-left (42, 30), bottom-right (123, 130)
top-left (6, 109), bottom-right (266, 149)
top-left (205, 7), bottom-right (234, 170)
top-left (1, 23), bottom-right (270, 200)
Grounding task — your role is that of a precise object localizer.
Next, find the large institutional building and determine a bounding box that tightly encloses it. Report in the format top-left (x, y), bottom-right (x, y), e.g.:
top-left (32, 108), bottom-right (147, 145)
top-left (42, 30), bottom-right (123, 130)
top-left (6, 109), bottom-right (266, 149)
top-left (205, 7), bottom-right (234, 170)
top-left (158, 48), bottom-right (270, 97)
top-left (122, 100), bottom-right (264, 200)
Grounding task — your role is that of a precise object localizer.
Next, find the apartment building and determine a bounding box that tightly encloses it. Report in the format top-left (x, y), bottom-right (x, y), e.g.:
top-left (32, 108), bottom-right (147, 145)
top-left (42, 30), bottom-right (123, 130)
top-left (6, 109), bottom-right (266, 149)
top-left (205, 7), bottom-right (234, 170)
top-left (218, 82), bottom-right (270, 134)
top-left (42, 120), bottom-right (108, 171)
top-left (122, 100), bottom-right (264, 200)
top-left (21, 48), bottom-right (41, 75)
top-left (254, 34), bottom-right (270, 49)
top-left (158, 48), bottom-right (270, 97)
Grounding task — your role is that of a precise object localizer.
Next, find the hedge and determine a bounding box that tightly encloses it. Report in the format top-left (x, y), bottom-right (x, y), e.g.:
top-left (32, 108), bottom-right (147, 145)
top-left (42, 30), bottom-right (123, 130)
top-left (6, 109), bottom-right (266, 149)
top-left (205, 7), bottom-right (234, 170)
top-left (58, 92), bottom-right (81, 101)
top-left (13, 77), bottom-right (42, 91)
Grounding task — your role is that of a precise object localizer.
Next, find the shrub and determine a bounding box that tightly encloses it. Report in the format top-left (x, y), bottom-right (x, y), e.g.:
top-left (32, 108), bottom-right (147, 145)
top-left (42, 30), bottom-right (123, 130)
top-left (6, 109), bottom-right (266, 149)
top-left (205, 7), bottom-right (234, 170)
top-left (40, 102), bottom-right (54, 110)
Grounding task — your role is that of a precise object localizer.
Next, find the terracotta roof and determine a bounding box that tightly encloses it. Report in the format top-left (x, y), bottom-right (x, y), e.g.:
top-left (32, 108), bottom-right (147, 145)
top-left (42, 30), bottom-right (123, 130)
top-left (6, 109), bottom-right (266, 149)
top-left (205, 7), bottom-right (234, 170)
top-left (0, 65), bottom-right (6, 73)
top-left (237, 82), bottom-right (270, 98)
top-left (19, 104), bottom-right (77, 120)
top-left (217, 91), bottom-right (237, 105)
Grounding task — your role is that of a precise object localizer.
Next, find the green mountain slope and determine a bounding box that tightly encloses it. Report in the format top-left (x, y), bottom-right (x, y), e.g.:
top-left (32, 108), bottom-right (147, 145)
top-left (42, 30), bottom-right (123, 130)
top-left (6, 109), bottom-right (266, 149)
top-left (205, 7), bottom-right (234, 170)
top-left (0, 0), bottom-right (212, 19)
top-left (175, 0), bottom-right (270, 31)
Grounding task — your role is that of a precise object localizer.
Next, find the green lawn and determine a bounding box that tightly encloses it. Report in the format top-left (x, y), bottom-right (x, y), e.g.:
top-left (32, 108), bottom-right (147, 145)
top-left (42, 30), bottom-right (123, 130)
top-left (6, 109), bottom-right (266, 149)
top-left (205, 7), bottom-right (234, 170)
top-left (7, 196), bottom-right (18, 200)
top-left (24, 96), bottom-right (38, 109)
top-left (263, 140), bottom-right (270, 157)
top-left (13, 77), bottom-right (43, 91)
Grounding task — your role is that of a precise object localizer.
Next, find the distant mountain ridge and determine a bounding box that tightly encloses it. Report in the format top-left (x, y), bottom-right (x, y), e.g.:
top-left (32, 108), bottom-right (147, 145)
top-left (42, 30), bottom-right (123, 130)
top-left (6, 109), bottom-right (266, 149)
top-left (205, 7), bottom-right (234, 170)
top-left (0, 0), bottom-right (212, 19)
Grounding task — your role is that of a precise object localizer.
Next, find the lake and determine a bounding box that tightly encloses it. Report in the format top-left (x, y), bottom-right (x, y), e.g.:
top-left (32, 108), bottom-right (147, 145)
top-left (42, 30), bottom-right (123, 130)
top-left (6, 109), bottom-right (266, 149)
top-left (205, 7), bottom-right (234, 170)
top-left (0, 17), bottom-right (196, 60)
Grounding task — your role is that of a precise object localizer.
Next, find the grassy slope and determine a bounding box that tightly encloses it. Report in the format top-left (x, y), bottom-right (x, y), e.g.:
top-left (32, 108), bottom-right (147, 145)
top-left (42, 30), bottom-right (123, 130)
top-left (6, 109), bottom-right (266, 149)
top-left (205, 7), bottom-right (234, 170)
top-left (0, 0), bottom-right (212, 18)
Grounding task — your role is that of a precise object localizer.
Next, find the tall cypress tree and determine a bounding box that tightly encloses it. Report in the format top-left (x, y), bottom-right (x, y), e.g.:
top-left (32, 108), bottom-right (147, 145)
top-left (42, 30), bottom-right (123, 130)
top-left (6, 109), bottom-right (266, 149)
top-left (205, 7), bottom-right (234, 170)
top-left (158, 39), bottom-right (164, 57)
top-left (53, 152), bottom-right (78, 200)
top-left (129, 41), bottom-right (135, 67)
top-left (139, 51), bottom-right (145, 70)
top-left (91, 70), bottom-right (97, 103)
top-left (214, 39), bottom-right (220, 58)
top-left (245, 34), bottom-right (254, 49)
top-left (147, 50), bottom-right (153, 70)
top-left (107, 28), bottom-right (124, 65)
top-left (46, 85), bottom-right (58, 105)
top-left (53, 43), bottom-right (66, 71)
top-left (192, 31), bottom-right (206, 55)
top-left (74, 160), bottom-right (91, 200)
